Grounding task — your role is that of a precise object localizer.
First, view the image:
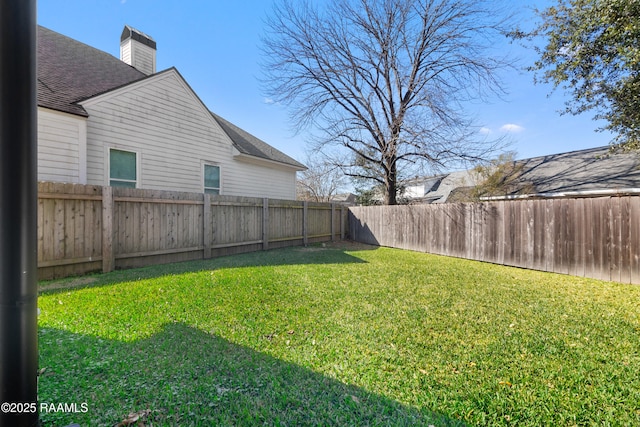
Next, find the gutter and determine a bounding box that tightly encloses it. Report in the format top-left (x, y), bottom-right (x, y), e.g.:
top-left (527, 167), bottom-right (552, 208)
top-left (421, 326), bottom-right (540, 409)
top-left (479, 188), bottom-right (640, 201)
top-left (232, 151), bottom-right (307, 171)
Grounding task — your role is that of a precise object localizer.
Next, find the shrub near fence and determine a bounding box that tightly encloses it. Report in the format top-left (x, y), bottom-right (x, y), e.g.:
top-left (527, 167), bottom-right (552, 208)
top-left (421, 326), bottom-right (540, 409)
top-left (37, 182), bottom-right (347, 280)
top-left (349, 197), bottom-right (640, 285)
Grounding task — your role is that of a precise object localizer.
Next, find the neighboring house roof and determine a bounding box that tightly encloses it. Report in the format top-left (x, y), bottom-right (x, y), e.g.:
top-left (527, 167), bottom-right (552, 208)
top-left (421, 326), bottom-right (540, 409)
top-left (330, 193), bottom-right (357, 204)
top-left (406, 146), bottom-right (640, 203)
top-left (508, 146), bottom-right (640, 195)
top-left (37, 25), bottom-right (305, 169)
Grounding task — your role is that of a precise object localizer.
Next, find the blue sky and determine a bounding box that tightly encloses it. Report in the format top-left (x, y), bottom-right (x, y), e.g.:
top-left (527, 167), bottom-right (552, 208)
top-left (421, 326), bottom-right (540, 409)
top-left (38, 0), bottom-right (614, 170)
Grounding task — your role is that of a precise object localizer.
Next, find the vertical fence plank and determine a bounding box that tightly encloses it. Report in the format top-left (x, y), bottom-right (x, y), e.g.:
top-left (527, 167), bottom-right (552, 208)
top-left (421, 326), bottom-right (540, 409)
top-left (331, 203), bottom-right (336, 242)
top-left (619, 197), bottom-right (631, 284)
top-left (303, 201), bottom-right (308, 246)
top-left (544, 199), bottom-right (555, 273)
top-left (630, 197), bottom-right (640, 284)
top-left (532, 200), bottom-right (544, 271)
top-left (102, 186), bottom-right (114, 273)
top-left (583, 198), bottom-right (594, 279)
top-left (340, 205), bottom-right (345, 241)
top-left (609, 197), bottom-right (622, 283)
top-left (262, 198), bottom-right (269, 250)
top-left (593, 198), bottom-right (607, 281)
top-left (203, 193), bottom-right (211, 259)
top-left (571, 198), bottom-right (585, 278)
top-left (496, 202), bottom-right (505, 265)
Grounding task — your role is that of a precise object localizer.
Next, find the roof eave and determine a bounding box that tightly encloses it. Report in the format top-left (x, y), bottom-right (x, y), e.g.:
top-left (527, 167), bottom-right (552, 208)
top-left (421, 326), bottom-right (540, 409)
top-left (37, 103), bottom-right (89, 117)
top-left (233, 152), bottom-right (307, 171)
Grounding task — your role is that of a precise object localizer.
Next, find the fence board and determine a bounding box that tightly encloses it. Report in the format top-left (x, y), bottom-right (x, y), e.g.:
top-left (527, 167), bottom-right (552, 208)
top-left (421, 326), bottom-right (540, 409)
top-left (610, 197), bottom-right (622, 283)
top-left (571, 198), bottom-right (585, 278)
top-left (631, 197), bottom-right (640, 284)
top-left (349, 196), bottom-right (640, 285)
top-left (531, 201), bottom-right (544, 271)
top-left (620, 197), bottom-right (632, 284)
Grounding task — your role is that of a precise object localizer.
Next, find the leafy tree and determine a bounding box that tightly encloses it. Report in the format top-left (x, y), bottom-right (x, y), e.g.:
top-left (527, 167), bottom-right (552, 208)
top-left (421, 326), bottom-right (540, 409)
top-left (262, 0), bottom-right (512, 204)
top-left (515, 0), bottom-right (640, 150)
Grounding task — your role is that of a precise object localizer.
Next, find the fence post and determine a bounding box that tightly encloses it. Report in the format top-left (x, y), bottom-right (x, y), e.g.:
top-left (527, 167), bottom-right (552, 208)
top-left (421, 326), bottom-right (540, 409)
top-left (340, 205), bottom-right (345, 240)
top-left (303, 201), bottom-right (308, 246)
top-left (203, 193), bottom-right (211, 259)
top-left (262, 198), bottom-right (269, 250)
top-left (331, 203), bottom-right (336, 242)
top-left (102, 186), bottom-right (114, 273)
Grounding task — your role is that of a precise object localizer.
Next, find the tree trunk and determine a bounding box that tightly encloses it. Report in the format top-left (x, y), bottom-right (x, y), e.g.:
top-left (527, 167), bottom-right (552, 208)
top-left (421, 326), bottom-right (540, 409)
top-left (384, 161), bottom-right (398, 205)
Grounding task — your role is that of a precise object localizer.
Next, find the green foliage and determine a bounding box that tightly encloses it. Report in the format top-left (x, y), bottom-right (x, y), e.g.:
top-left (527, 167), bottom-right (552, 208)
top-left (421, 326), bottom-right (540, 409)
top-left (354, 186), bottom-right (382, 206)
top-left (38, 244), bottom-right (640, 426)
top-left (462, 153), bottom-right (535, 201)
top-left (517, 0), bottom-right (640, 150)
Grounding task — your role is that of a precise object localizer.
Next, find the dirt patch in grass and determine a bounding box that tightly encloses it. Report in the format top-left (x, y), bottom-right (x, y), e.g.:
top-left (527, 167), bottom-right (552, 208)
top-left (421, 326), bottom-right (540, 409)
top-left (39, 276), bottom-right (98, 292)
top-left (295, 240), bottom-right (378, 252)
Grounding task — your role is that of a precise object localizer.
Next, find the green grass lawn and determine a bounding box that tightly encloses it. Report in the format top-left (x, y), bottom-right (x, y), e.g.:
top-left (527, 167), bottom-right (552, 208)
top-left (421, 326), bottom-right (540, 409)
top-left (38, 243), bottom-right (640, 426)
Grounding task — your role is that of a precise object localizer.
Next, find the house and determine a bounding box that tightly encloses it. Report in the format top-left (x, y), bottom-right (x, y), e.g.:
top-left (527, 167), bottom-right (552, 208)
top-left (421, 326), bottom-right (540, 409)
top-left (330, 193), bottom-right (357, 205)
top-left (404, 146), bottom-right (640, 203)
top-left (37, 25), bottom-right (305, 199)
top-left (403, 171), bottom-right (474, 203)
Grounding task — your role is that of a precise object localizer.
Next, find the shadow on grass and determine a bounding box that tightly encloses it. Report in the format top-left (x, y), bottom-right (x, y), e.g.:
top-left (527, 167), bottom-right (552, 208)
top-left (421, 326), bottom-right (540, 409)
top-left (39, 242), bottom-right (377, 295)
top-left (39, 323), bottom-right (464, 426)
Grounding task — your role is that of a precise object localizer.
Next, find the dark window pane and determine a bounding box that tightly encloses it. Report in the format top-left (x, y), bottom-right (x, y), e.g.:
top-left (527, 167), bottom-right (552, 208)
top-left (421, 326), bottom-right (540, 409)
top-left (110, 149), bottom-right (136, 181)
top-left (109, 180), bottom-right (136, 188)
top-left (204, 165), bottom-right (220, 190)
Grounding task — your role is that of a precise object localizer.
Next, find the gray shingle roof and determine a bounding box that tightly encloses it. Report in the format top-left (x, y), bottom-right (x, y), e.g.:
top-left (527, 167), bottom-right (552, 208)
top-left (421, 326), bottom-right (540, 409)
top-left (38, 26), bottom-right (146, 116)
top-left (37, 25), bottom-right (304, 169)
top-left (512, 146), bottom-right (640, 194)
top-left (212, 113), bottom-right (306, 170)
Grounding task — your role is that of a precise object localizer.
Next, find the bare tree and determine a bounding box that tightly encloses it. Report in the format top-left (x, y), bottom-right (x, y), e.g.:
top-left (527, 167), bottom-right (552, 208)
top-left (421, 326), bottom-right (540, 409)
top-left (296, 154), bottom-right (348, 202)
top-left (262, 0), bottom-right (512, 204)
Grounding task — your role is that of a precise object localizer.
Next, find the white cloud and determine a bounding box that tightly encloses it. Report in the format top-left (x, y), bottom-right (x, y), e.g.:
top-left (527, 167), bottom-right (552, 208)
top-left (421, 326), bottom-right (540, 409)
top-left (263, 98), bottom-right (276, 105)
top-left (479, 127), bottom-right (492, 135)
top-left (500, 124), bottom-right (524, 133)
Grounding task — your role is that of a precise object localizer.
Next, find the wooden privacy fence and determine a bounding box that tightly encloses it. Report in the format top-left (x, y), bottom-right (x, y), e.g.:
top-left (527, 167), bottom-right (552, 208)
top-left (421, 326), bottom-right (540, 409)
top-left (38, 182), bottom-right (347, 280)
top-left (349, 196), bottom-right (640, 285)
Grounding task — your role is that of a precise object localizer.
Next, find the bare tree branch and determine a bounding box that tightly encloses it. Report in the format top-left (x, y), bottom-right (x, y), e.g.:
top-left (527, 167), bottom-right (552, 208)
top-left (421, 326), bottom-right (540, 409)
top-left (296, 153), bottom-right (349, 202)
top-left (262, 0), bottom-right (513, 204)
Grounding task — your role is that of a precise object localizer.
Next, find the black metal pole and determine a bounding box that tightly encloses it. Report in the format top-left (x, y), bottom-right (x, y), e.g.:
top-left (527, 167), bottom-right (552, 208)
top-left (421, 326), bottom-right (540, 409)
top-left (0, 0), bottom-right (39, 426)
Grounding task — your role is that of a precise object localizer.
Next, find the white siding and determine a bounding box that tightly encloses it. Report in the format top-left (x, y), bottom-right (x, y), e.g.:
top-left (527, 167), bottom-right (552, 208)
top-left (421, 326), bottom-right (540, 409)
top-left (119, 42), bottom-right (131, 67)
top-left (81, 69), bottom-right (298, 199)
top-left (120, 39), bottom-right (155, 75)
top-left (37, 108), bottom-right (87, 183)
top-left (225, 157), bottom-right (297, 199)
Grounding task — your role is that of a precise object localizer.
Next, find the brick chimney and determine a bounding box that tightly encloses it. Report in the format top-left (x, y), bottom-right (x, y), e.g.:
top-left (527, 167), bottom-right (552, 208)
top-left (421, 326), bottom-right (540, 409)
top-left (120, 25), bottom-right (156, 75)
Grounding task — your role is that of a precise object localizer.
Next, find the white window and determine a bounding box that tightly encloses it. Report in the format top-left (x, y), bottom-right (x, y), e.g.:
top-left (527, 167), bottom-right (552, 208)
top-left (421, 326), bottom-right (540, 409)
top-left (109, 148), bottom-right (137, 188)
top-left (204, 164), bottom-right (220, 195)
